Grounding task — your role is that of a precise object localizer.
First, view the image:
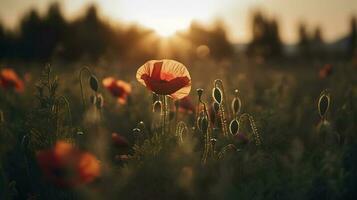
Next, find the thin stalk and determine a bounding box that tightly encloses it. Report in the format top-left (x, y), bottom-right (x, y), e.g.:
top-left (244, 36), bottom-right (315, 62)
top-left (215, 80), bottom-right (229, 137)
top-left (79, 67), bottom-right (92, 109)
top-left (59, 96), bottom-right (72, 127)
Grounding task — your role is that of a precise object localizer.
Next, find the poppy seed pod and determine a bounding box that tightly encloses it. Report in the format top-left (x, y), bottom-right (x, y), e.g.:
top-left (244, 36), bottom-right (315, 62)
top-left (89, 75), bottom-right (99, 92)
top-left (197, 88), bottom-right (204, 99)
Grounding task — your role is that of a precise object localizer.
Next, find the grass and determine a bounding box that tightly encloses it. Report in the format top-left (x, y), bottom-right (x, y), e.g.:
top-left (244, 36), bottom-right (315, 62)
top-left (0, 58), bottom-right (356, 199)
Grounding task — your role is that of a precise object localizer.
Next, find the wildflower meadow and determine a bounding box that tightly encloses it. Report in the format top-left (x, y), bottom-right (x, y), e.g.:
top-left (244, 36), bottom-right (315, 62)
top-left (0, 1), bottom-right (357, 200)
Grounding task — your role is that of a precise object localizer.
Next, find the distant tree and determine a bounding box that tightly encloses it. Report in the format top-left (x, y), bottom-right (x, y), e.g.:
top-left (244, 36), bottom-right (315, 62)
top-left (19, 9), bottom-right (44, 60)
top-left (61, 4), bottom-right (109, 61)
top-left (311, 26), bottom-right (325, 58)
top-left (297, 22), bottom-right (311, 57)
top-left (180, 20), bottom-right (234, 61)
top-left (41, 3), bottom-right (67, 60)
top-left (0, 22), bottom-right (4, 59)
top-left (349, 16), bottom-right (357, 57)
top-left (313, 26), bottom-right (323, 44)
top-left (268, 18), bottom-right (282, 57)
top-left (247, 11), bottom-right (282, 59)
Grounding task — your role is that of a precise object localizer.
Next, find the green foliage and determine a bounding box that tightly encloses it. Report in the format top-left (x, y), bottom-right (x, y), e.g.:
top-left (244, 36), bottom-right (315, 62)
top-left (27, 66), bottom-right (74, 150)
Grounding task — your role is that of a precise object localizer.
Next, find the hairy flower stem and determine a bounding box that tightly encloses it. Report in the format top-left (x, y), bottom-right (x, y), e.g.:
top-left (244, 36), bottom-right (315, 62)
top-left (214, 80), bottom-right (229, 137)
top-left (239, 113), bottom-right (262, 146)
top-left (161, 95), bottom-right (169, 135)
top-left (58, 96), bottom-right (72, 127)
top-left (201, 103), bottom-right (211, 164)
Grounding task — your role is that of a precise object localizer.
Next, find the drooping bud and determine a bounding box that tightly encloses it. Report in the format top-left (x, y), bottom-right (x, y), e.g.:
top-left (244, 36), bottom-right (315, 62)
top-left (213, 102), bottom-right (220, 114)
top-left (232, 90), bottom-right (242, 116)
top-left (90, 94), bottom-right (97, 105)
top-left (137, 121), bottom-right (145, 130)
top-left (229, 119), bottom-right (239, 135)
top-left (0, 110), bottom-right (4, 124)
top-left (318, 92), bottom-right (330, 119)
top-left (153, 101), bottom-right (162, 113)
top-left (89, 75), bottom-right (99, 92)
top-left (96, 94), bottom-right (104, 109)
top-left (210, 138), bottom-right (217, 147)
top-left (212, 87), bottom-right (222, 104)
top-left (200, 114), bottom-right (209, 133)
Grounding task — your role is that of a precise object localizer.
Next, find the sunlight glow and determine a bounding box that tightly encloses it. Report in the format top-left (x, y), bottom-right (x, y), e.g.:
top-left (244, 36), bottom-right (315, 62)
top-left (117, 0), bottom-right (217, 37)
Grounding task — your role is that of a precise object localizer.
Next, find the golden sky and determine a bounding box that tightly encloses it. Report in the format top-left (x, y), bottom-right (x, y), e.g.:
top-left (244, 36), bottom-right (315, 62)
top-left (0, 0), bottom-right (356, 44)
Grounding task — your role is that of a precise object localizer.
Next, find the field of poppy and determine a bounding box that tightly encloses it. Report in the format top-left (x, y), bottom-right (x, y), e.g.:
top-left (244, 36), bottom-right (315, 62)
top-left (0, 57), bottom-right (356, 199)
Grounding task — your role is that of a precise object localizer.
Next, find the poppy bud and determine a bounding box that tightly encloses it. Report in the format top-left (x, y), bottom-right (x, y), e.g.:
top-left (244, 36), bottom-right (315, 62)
top-left (153, 101), bottom-right (162, 113)
top-left (132, 128), bottom-right (141, 136)
top-left (0, 110), bottom-right (4, 124)
top-left (318, 93), bottom-right (330, 119)
top-left (229, 119), bottom-right (239, 135)
top-left (96, 94), bottom-right (104, 109)
top-left (90, 94), bottom-right (97, 105)
top-left (89, 75), bottom-right (99, 92)
top-left (213, 102), bottom-right (220, 114)
top-left (137, 121), bottom-right (145, 130)
top-left (200, 114), bottom-right (209, 133)
top-left (212, 87), bottom-right (222, 104)
top-left (231, 90), bottom-right (241, 116)
top-left (210, 138), bottom-right (217, 149)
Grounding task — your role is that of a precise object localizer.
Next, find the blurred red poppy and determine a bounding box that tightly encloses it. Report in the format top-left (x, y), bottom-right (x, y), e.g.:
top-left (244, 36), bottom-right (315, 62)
top-left (102, 77), bottom-right (132, 104)
top-left (111, 133), bottom-right (129, 147)
top-left (0, 68), bottom-right (24, 93)
top-left (234, 132), bottom-right (249, 145)
top-left (136, 59), bottom-right (191, 100)
top-left (318, 64), bottom-right (333, 79)
top-left (36, 141), bottom-right (100, 187)
top-left (178, 97), bottom-right (195, 113)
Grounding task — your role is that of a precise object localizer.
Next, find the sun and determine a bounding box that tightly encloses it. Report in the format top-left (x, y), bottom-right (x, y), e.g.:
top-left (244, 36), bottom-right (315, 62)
top-left (110, 0), bottom-right (215, 37)
top-left (141, 18), bottom-right (190, 37)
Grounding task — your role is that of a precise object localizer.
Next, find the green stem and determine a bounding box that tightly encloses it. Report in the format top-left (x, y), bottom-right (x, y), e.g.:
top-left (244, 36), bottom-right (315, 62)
top-left (59, 96), bottom-right (72, 127)
top-left (79, 67), bottom-right (93, 109)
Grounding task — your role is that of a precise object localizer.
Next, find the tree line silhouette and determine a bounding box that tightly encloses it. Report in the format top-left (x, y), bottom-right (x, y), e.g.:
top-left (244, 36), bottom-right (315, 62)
top-left (0, 3), bottom-right (234, 63)
top-left (0, 4), bottom-right (356, 63)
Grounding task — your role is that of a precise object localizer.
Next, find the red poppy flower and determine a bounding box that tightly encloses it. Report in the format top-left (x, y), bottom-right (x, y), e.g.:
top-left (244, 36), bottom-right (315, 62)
top-left (318, 64), bottom-right (333, 79)
top-left (102, 77), bottom-right (132, 104)
top-left (136, 59), bottom-right (191, 99)
top-left (178, 97), bottom-right (195, 113)
top-left (0, 68), bottom-right (24, 93)
top-left (36, 141), bottom-right (100, 187)
top-left (111, 133), bottom-right (129, 147)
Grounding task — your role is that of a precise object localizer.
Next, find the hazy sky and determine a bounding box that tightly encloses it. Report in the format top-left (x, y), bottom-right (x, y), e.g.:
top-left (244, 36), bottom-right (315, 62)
top-left (0, 0), bottom-right (356, 44)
